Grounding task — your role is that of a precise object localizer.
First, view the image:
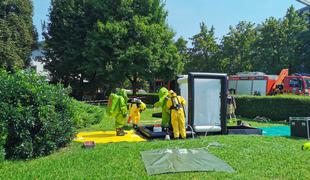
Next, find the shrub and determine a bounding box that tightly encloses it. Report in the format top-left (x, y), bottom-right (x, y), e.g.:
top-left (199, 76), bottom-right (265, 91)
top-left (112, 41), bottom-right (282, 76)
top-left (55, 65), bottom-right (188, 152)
top-left (71, 100), bottom-right (105, 128)
top-left (0, 70), bottom-right (74, 159)
top-left (235, 95), bottom-right (310, 121)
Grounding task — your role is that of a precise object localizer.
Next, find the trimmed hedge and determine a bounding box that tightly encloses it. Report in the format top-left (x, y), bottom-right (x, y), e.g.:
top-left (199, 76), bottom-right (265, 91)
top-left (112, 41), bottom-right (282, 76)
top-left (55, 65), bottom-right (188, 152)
top-left (0, 70), bottom-right (74, 159)
top-left (129, 94), bottom-right (310, 121)
top-left (235, 95), bottom-right (310, 121)
top-left (71, 100), bottom-right (105, 128)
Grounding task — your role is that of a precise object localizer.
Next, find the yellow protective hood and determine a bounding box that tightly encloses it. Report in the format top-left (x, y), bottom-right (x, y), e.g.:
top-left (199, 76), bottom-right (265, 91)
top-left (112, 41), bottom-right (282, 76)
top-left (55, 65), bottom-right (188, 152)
top-left (168, 90), bottom-right (177, 98)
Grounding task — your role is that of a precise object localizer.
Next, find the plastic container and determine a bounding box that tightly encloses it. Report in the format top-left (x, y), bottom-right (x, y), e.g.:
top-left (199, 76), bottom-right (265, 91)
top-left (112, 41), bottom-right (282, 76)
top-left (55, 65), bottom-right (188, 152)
top-left (153, 124), bottom-right (162, 132)
top-left (290, 117), bottom-right (310, 139)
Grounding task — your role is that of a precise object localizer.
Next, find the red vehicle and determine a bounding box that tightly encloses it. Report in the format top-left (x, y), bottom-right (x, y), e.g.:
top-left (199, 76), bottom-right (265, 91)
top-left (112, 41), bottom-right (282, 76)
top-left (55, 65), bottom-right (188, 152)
top-left (280, 75), bottom-right (310, 95)
top-left (228, 69), bottom-right (310, 96)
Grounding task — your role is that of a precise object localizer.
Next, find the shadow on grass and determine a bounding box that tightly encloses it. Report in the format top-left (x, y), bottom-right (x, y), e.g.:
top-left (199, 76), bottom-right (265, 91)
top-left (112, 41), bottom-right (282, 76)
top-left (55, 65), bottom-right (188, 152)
top-left (282, 136), bottom-right (309, 141)
top-left (233, 118), bottom-right (289, 128)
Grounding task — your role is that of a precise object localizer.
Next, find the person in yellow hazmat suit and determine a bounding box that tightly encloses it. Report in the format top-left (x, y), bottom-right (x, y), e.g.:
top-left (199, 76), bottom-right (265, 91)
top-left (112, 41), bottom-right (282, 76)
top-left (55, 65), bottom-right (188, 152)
top-left (154, 87), bottom-right (170, 129)
top-left (127, 98), bottom-right (147, 129)
top-left (107, 89), bottom-right (128, 136)
top-left (166, 90), bottom-right (186, 139)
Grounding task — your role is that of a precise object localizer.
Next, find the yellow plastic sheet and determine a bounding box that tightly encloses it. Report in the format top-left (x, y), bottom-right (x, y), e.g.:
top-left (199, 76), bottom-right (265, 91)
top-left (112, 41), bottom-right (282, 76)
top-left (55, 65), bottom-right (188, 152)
top-left (74, 130), bottom-right (146, 144)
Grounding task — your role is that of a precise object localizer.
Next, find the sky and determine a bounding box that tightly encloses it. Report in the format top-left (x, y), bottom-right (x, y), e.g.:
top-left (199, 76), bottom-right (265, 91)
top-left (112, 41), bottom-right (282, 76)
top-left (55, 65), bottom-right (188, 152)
top-left (33, 0), bottom-right (305, 42)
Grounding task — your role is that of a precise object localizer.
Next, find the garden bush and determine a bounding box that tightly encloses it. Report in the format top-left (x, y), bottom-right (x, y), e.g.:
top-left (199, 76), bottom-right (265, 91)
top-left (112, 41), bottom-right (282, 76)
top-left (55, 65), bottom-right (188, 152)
top-left (70, 100), bottom-right (105, 128)
top-left (0, 70), bottom-right (74, 159)
top-left (235, 95), bottom-right (310, 121)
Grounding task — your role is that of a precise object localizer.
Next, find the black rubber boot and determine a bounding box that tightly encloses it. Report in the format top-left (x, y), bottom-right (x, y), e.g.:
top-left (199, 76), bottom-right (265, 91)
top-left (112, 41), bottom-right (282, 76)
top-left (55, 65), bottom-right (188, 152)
top-left (133, 124), bottom-right (138, 129)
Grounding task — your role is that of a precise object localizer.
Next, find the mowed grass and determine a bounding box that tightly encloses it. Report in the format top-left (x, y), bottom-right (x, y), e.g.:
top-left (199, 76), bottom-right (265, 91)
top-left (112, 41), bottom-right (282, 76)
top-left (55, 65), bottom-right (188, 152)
top-left (227, 117), bottom-right (287, 128)
top-left (1, 136), bottom-right (309, 179)
top-left (1, 106), bottom-right (309, 179)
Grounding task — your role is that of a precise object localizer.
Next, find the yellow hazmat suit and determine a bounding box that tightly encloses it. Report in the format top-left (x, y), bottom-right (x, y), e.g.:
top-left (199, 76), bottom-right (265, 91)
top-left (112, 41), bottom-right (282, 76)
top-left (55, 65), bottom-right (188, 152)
top-left (166, 90), bottom-right (186, 139)
top-left (128, 98), bottom-right (146, 128)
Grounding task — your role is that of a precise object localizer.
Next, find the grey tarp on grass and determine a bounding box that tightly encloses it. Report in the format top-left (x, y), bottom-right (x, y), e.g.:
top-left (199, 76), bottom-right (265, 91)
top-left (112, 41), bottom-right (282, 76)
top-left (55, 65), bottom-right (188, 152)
top-left (141, 148), bottom-right (235, 175)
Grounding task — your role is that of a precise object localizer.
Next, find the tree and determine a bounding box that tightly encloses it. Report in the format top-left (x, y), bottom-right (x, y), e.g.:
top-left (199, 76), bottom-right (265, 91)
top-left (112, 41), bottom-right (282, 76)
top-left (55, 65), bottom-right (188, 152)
top-left (253, 17), bottom-right (283, 74)
top-left (221, 21), bottom-right (257, 74)
top-left (43, 0), bottom-right (93, 99)
top-left (254, 6), bottom-right (308, 74)
top-left (175, 36), bottom-right (188, 65)
top-left (0, 0), bottom-right (36, 70)
top-left (44, 0), bottom-right (182, 98)
top-left (185, 23), bottom-right (220, 73)
top-left (282, 6), bottom-right (308, 73)
top-left (89, 0), bottom-right (182, 95)
top-left (297, 30), bottom-right (310, 73)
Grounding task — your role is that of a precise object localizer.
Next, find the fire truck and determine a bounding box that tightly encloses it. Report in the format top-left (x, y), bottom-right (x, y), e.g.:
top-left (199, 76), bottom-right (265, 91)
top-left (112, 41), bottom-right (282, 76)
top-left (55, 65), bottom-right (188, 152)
top-left (228, 69), bottom-right (310, 96)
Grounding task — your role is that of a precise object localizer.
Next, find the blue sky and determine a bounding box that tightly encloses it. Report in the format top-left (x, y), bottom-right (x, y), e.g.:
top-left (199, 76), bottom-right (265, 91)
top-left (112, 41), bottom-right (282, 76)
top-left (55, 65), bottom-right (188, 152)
top-left (33, 0), bottom-right (304, 41)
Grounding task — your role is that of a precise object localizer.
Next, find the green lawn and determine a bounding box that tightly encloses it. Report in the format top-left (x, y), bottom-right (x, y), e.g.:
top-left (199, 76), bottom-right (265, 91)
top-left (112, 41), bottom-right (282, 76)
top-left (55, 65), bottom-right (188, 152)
top-left (1, 107), bottom-right (309, 179)
top-left (227, 117), bottom-right (287, 128)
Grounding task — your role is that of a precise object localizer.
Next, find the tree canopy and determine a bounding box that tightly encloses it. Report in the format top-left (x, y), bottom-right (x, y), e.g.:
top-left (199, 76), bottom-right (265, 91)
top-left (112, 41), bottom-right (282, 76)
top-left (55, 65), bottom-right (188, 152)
top-left (44, 0), bottom-right (182, 98)
top-left (184, 6), bottom-right (310, 76)
top-left (221, 21), bottom-right (257, 74)
top-left (43, 3), bottom-right (310, 98)
top-left (0, 0), bottom-right (36, 70)
top-left (185, 23), bottom-right (220, 73)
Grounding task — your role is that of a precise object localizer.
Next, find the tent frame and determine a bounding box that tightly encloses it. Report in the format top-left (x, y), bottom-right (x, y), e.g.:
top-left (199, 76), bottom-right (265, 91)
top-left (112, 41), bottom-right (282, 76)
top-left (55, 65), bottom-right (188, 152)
top-left (188, 72), bottom-right (228, 134)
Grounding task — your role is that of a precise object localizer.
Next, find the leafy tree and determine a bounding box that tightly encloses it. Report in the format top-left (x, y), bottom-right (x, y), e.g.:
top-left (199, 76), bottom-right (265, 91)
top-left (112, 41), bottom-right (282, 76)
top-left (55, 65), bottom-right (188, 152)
top-left (0, 0), bottom-right (36, 70)
top-left (282, 6), bottom-right (308, 73)
top-left (254, 6), bottom-right (308, 74)
top-left (44, 0), bottom-right (181, 98)
top-left (297, 30), bottom-right (310, 73)
top-left (175, 36), bottom-right (188, 65)
top-left (253, 17), bottom-right (283, 74)
top-left (89, 0), bottom-right (182, 95)
top-left (221, 21), bottom-right (257, 74)
top-left (43, 0), bottom-right (93, 99)
top-left (185, 23), bottom-right (220, 73)
top-left (180, 6), bottom-right (308, 75)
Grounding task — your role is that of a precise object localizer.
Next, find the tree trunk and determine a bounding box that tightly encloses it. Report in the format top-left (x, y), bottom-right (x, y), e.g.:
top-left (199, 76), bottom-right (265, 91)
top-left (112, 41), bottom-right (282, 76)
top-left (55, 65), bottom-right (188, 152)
top-left (132, 76), bottom-right (138, 96)
top-left (76, 74), bottom-right (85, 100)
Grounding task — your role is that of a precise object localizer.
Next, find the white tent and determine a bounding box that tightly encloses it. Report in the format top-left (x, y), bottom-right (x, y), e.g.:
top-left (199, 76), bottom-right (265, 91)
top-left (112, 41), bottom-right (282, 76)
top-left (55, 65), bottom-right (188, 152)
top-left (178, 73), bottom-right (227, 134)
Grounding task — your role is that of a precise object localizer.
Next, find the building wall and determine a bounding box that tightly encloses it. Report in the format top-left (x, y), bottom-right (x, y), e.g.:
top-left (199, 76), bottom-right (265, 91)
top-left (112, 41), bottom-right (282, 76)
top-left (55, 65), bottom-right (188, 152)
top-left (30, 49), bottom-right (50, 79)
top-left (298, 6), bottom-right (310, 23)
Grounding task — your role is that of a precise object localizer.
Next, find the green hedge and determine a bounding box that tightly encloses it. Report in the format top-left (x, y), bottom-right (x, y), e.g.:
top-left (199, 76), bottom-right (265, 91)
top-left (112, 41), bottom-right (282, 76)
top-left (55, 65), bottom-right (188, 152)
top-left (0, 70), bottom-right (74, 159)
top-left (129, 93), bottom-right (158, 105)
top-left (71, 100), bottom-right (105, 129)
top-left (235, 95), bottom-right (310, 121)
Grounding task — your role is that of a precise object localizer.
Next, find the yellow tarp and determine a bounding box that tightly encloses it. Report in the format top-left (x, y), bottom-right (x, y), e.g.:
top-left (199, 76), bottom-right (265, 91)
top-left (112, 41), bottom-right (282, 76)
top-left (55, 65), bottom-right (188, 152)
top-left (74, 130), bottom-right (146, 144)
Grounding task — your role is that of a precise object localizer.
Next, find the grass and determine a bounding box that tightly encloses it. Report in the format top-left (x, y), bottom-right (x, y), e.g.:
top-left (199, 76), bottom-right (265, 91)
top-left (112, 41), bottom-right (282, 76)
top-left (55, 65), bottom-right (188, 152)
top-left (1, 136), bottom-right (309, 179)
top-left (227, 117), bottom-right (287, 128)
top-left (1, 106), bottom-right (309, 179)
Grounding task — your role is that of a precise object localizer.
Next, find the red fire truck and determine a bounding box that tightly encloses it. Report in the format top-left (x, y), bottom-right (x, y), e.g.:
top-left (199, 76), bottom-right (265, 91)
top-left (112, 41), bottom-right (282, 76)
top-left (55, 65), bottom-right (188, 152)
top-left (228, 69), bottom-right (310, 96)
